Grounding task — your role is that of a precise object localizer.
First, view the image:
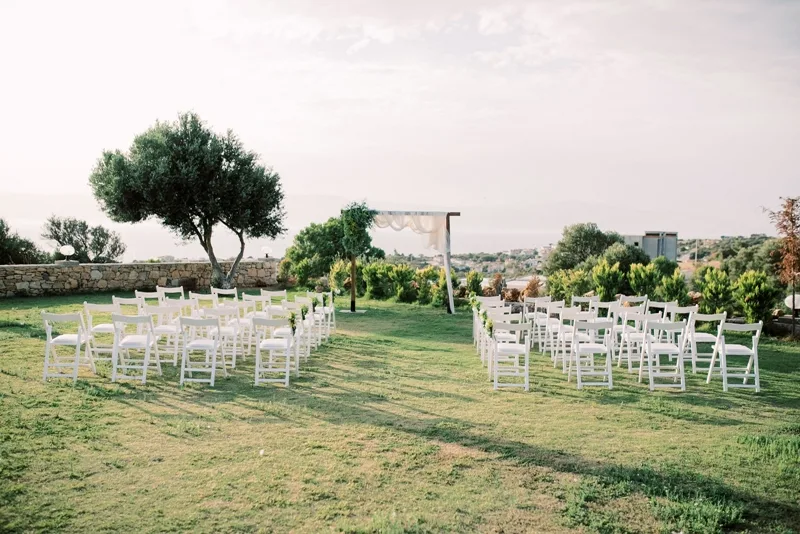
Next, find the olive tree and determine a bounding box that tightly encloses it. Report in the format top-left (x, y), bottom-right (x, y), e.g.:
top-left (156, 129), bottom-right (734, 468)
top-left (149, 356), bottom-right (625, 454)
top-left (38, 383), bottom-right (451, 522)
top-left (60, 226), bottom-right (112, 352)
top-left (341, 202), bottom-right (375, 312)
top-left (42, 216), bottom-right (126, 263)
top-left (89, 112), bottom-right (285, 288)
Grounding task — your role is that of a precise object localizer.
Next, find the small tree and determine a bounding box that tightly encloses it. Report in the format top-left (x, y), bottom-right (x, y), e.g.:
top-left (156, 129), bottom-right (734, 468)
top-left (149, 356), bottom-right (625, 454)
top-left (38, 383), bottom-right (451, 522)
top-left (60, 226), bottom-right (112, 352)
top-left (592, 259), bottom-right (623, 302)
top-left (700, 267), bottom-right (733, 314)
top-left (0, 219), bottom-right (49, 265)
top-left (651, 256), bottom-right (679, 280)
top-left (42, 216), bottom-right (126, 263)
top-left (734, 270), bottom-right (781, 323)
top-left (765, 196), bottom-right (800, 336)
top-left (655, 268), bottom-right (689, 305)
top-left (89, 112), bottom-right (285, 288)
top-left (466, 270), bottom-right (483, 295)
top-left (390, 264), bottom-right (417, 303)
top-left (629, 263), bottom-right (660, 297)
top-left (692, 264), bottom-right (713, 293)
top-left (341, 202), bottom-right (376, 312)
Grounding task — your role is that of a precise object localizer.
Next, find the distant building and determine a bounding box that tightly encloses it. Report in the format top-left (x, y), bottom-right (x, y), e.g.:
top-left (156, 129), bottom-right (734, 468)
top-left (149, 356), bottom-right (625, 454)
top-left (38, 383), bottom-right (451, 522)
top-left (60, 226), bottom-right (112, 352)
top-left (623, 232), bottom-right (678, 261)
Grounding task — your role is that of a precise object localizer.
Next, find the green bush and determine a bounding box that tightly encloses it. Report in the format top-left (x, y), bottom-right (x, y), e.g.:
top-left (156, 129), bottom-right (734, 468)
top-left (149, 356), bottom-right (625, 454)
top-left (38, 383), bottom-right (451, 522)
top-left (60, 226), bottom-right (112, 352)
top-left (363, 261), bottom-right (395, 300)
top-left (277, 258), bottom-right (292, 283)
top-left (692, 264), bottom-right (713, 293)
top-left (699, 267), bottom-right (732, 314)
top-left (329, 259), bottom-right (365, 297)
top-left (734, 270), bottom-right (781, 323)
top-left (592, 259), bottom-right (623, 302)
top-left (655, 268), bottom-right (689, 305)
top-left (415, 266), bottom-right (438, 305)
top-left (389, 264), bottom-right (417, 303)
top-left (432, 267), bottom-right (458, 307)
top-left (629, 263), bottom-right (660, 297)
top-left (466, 270), bottom-right (483, 295)
top-left (294, 258), bottom-right (311, 287)
top-left (651, 256), bottom-right (679, 279)
top-left (548, 269), bottom-right (591, 302)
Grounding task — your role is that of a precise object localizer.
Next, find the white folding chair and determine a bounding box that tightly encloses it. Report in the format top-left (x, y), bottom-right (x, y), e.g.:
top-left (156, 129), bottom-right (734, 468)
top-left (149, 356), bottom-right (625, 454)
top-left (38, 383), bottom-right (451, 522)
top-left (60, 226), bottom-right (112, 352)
top-left (134, 290), bottom-right (161, 307)
top-left (571, 295), bottom-right (599, 314)
top-left (84, 302), bottom-right (120, 362)
top-left (211, 287), bottom-right (238, 305)
top-left (42, 312), bottom-right (94, 382)
top-left (648, 300), bottom-right (677, 319)
top-left (188, 291), bottom-right (219, 310)
top-left (611, 303), bottom-right (645, 358)
top-left (307, 291), bottom-right (331, 341)
top-left (553, 307), bottom-right (592, 372)
top-left (143, 304), bottom-right (183, 365)
top-left (707, 322), bottom-right (762, 392)
top-left (492, 321), bottom-right (531, 391)
top-left (322, 291), bottom-right (336, 333)
top-left (111, 313), bottom-right (160, 384)
top-left (541, 300), bottom-right (566, 356)
top-left (179, 316), bottom-right (226, 386)
top-left (157, 285), bottom-right (185, 303)
top-left (282, 301), bottom-right (312, 361)
top-left (617, 311), bottom-right (662, 373)
top-left (227, 301), bottom-right (255, 357)
top-left (640, 320), bottom-right (688, 391)
top-left (202, 307), bottom-right (241, 368)
top-left (296, 296), bottom-right (323, 348)
top-left (522, 296), bottom-right (551, 350)
top-left (619, 295), bottom-right (648, 307)
top-left (112, 295), bottom-right (144, 315)
top-left (260, 289), bottom-right (288, 316)
top-left (242, 293), bottom-right (271, 319)
top-left (253, 317), bottom-right (297, 386)
top-left (568, 319), bottom-right (614, 390)
top-left (686, 312), bottom-right (726, 374)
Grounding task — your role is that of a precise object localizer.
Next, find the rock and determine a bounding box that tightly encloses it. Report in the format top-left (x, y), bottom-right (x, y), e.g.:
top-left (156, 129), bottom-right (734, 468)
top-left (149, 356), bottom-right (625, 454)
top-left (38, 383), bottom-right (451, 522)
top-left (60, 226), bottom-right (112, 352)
top-left (91, 270), bottom-right (102, 280)
top-left (15, 281), bottom-right (29, 290)
top-left (97, 279), bottom-right (108, 289)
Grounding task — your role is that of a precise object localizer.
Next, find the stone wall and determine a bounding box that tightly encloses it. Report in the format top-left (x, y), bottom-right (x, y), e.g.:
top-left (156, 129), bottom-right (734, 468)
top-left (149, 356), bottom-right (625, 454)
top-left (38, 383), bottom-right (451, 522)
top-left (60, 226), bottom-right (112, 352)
top-left (0, 260), bottom-right (278, 298)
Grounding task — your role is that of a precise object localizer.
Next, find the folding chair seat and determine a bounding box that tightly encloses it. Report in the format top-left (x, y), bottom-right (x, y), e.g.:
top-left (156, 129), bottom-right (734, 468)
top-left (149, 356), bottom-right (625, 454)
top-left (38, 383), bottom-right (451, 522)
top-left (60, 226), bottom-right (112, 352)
top-left (42, 312), bottom-right (94, 382)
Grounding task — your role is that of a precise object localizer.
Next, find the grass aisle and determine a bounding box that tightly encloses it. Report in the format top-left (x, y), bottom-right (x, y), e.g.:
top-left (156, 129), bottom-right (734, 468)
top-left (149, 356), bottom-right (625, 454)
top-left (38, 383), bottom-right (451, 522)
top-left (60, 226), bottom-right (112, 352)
top-left (1, 295), bottom-right (799, 533)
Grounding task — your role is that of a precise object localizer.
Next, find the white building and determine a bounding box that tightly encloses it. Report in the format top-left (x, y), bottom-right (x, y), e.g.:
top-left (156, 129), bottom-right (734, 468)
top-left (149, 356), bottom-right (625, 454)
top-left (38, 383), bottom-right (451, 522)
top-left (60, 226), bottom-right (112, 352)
top-left (622, 231), bottom-right (678, 261)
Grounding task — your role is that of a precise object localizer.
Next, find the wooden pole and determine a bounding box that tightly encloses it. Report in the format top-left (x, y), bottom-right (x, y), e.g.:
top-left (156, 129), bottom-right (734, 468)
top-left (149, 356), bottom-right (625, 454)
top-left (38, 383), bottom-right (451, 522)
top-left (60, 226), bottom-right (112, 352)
top-left (350, 256), bottom-right (357, 313)
top-left (444, 214), bottom-right (456, 314)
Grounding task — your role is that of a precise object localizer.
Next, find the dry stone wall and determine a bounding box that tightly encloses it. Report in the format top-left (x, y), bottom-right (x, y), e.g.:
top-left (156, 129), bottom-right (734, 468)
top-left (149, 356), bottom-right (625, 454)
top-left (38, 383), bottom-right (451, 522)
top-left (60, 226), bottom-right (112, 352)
top-left (0, 260), bottom-right (278, 297)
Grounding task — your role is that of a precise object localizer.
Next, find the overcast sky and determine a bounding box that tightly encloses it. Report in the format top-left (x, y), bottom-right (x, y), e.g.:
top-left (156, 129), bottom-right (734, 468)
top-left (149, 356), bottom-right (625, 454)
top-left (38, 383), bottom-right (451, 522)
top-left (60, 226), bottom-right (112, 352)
top-left (1, 0), bottom-right (798, 260)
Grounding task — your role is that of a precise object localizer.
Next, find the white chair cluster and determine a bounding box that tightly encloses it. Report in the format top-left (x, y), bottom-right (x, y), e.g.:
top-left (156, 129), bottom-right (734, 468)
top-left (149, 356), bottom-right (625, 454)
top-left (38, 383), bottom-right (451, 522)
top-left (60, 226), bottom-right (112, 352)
top-left (472, 294), bottom-right (762, 393)
top-left (41, 287), bottom-right (337, 388)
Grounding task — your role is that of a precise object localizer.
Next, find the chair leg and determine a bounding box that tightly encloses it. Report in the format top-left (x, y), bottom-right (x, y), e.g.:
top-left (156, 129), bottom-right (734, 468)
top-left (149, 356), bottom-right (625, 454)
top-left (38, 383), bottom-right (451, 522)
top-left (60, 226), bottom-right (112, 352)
top-left (606, 348), bottom-right (613, 390)
top-left (42, 342), bottom-right (51, 382)
top-left (721, 349), bottom-right (729, 392)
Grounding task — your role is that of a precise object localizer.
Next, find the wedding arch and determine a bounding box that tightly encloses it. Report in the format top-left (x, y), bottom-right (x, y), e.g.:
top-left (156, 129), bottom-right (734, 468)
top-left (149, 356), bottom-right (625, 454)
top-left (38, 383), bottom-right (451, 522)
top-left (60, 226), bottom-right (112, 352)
top-left (373, 211), bottom-right (461, 314)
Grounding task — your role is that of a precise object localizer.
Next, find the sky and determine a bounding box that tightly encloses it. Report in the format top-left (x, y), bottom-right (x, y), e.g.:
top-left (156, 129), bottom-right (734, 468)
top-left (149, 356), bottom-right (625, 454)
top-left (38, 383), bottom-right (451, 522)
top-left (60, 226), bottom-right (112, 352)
top-left (1, 0), bottom-right (798, 261)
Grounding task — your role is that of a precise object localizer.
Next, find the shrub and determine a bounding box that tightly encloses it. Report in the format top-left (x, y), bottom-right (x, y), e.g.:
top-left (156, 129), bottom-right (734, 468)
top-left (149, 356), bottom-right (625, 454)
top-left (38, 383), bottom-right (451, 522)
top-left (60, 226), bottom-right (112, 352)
top-left (416, 266), bottom-right (438, 305)
top-left (692, 264), bottom-right (713, 293)
top-left (503, 288), bottom-right (521, 302)
top-left (521, 275), bottom-right (543, 299)
top-left (330, 259), bottom-right (364, 296)
top-left (490, 273), bottom-right (504, 295)
top-left (700, 267), bottom-right (733, 314)
top-left (592, 259), bottom-right (623, 302)
top-left (629, 263), bottom-right (660, 297)
top-left (651, 256), bottom-right (679, 279)
top-left (363, 261), bottom-right (395, 300)
top-left (466, 270), bottom-right (483, 295)
top-left (389, 264), bottom-right (417, 303)
top-left (655, 268), bottom-right (689, 305)
top-left (329, 259), bottom-right (349, 295)
top-left (277, 258), bottom-right (292, 283)
top-left (547, 270), bottom-right (569, 301)
top-left (294, 258), bottom-right (311, 287)
top-left (548, 269), bottom-right (591, 302)
top-left (734, 270), bottom-right (781, 323)
top-left (432, 268), bottom-right (458, 307)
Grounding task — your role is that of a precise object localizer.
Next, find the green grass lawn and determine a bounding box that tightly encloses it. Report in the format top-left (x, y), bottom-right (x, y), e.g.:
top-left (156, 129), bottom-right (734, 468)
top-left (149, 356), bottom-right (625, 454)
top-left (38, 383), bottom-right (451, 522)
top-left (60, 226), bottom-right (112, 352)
top-left (1, 293), bottom-right (799, 533)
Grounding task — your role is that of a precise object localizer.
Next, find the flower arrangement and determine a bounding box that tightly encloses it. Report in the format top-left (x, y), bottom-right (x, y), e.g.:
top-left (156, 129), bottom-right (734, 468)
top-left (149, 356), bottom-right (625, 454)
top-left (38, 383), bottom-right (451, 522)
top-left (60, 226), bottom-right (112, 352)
top-left (301, 305), bottom-right (309, 321)
top-left (311, 296), bottom-right (320, 312)
top-left (288, 311), bottom-right (297, 335)
top-left (322, 293), bottom-right (329, 307)
top-left (486, 318), bottom-right (494, 337)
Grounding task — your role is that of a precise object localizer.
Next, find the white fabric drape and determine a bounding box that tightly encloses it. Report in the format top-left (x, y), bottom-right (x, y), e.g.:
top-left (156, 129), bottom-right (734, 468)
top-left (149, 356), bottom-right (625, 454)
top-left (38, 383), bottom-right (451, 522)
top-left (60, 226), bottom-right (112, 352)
top-left (373, 214), bottom-right (447, 253)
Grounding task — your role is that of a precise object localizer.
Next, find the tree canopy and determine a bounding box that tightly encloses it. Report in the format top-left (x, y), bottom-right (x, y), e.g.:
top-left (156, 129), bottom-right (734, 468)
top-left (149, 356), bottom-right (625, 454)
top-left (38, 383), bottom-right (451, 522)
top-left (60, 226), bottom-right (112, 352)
top-left (89, 112), bottom-right (285, 287)
top-left (42, 216), bottom-right (125, 263)
top-left (544, 223), bottom-right (622, 274)
top-left (341, 202), bottom-right (376, 311)
top-left (284, 216), bottom-right (384, 283)
top-left (0, 219), bottom-right (49, 265)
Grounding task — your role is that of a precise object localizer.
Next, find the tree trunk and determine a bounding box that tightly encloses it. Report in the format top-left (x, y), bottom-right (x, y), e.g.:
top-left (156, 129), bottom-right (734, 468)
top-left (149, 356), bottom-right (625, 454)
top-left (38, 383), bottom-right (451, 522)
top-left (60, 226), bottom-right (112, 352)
top-left (793, 278), bottom-right (796, 338)
top-left (350, 256), bottom-right (357, 312)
